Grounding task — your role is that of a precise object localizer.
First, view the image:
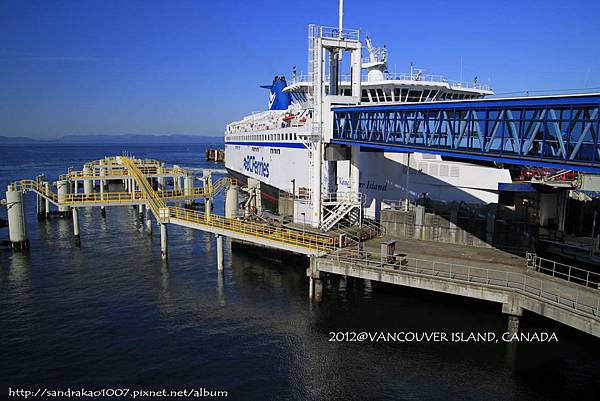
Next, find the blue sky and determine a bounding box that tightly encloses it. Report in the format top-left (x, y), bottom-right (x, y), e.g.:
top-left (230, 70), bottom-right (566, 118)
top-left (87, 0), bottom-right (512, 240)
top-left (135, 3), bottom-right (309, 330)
top-left (1, 0), bottom-right (599, 138)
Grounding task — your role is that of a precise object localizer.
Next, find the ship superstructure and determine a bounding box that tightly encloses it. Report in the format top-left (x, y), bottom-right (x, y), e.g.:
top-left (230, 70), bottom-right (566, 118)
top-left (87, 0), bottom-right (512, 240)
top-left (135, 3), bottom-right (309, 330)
top-left (224, 3), bottom-right (511, 229)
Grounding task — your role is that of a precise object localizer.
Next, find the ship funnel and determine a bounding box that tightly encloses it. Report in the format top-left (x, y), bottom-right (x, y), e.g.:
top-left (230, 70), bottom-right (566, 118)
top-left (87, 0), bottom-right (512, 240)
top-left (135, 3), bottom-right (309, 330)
top-left (260, 76), bottom-right (291, 110)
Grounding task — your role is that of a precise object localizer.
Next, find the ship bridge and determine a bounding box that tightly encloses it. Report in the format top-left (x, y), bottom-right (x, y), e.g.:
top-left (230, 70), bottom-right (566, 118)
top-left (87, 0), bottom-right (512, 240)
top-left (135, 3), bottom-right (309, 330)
top-left (331, 93), bottom-right (600, 173)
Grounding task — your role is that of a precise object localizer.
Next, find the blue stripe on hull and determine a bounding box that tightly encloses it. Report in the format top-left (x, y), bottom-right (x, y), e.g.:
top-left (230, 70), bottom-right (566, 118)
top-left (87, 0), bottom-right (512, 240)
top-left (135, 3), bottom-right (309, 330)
top-left (225, 141), bottom-right (305, 149)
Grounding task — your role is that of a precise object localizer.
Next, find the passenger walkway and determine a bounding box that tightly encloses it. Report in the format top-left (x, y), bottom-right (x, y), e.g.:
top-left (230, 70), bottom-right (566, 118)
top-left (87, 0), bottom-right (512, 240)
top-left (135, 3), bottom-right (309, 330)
top-left (332, 93), bottom-right (600, 173)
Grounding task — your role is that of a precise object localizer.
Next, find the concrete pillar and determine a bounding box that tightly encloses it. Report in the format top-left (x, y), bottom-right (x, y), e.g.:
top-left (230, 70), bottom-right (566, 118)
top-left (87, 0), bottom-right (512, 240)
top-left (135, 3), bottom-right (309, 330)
top-left (157, 166), bottom-right (166, 191)
top-left (101, 206), bottom-right (106, 218)
top-left (160, 223), bottom-right (168, 260)
top-left (205, 198), bottom-right (213, 223)
top-left (225, 185), bottom-right (239, 218)
top-left (184, 175), bottom-right (194, 204)
top-left (100, 166), bottom-right (106, 193)
top-left (56, 179), bottom-right (71, 217)
top-left (145, 208), bottom-right (153, 235)
top-left (99, 174), bottom-right (105, 200)
top-left (72, 207), bottom-right (80, 247)
top-left (6, 186), bottom-right (29, 251)
top-left (415, 205), bottom-right (425, 240)
top-left (73, 180), bottom-right (78, 195)
top-left (138, 203), bottom-right (144, 220)
top-left (44, 182), bottom-right (50, 218)
top-left (83, 165), bottom-right (92, 195)
top-left (307, 256), bottom-right (323, 302)
top-left (216, 234), bottom-right (224, 272)
top-left (502, 299), bottom-right (523, 342)
top-left (36, 176), bottom-right (46, 220)
top-left (507, 315), bottom-right (520, 339)
top-left (314, 278), bottom-right (323, 302)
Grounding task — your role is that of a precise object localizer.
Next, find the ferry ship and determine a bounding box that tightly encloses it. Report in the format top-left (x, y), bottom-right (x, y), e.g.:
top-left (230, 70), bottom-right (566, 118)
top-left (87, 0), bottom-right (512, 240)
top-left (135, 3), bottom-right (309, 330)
top-left (224, 2), bottom-right (512, 229)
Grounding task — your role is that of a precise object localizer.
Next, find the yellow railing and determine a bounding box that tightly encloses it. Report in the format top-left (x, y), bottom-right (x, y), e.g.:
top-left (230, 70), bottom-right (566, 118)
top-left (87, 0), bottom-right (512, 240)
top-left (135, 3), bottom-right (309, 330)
top-left (168, 206), bottom-right (336, 253)
top-left (11, 159), bottom-right (334, 253)
top-left (210, 177), bottom-right (237, 197)
top-left (12, 180), bottom-right (143, 204)
top-left (67, 166), bottom-right (187, 179)
top-left (121, 157), bottom-right (165, 217)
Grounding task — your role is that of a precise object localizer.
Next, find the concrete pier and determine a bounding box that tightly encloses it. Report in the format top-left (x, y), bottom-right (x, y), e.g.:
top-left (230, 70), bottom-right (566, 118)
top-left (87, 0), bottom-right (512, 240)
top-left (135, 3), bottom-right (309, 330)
top-left (216, 234), bottom-right (224, 272)
top-left (184, 175), bottom-right (194, 205)
top-left (502, 298), bottom-right (523, 341)
top-left (225, 185), bottom-right (239, 218)
top-left (36, 175), bottom-right (46, 220)
top-left (160, 223), bottom-right (168, 260)
top-left (145, 208), bottom-right (153, 235)
top-left (83, 165), bottom-right (92, 194)
top-left (6, 186), bottom-right (29, 251)
top-left (56, 179), bottom-right (71, 217)
top-left (44, 182), bottom-right (50, 218)
top-left (307, 256), bottom-right (324, 302)
top-left (314, 238), bottom-right (600, 338)
top-left (72, 207), bottom-right (80, 246)
top-left (313, 278), bottom-right (323, 302)
top-left (205, 198), bottom-right (213, 223)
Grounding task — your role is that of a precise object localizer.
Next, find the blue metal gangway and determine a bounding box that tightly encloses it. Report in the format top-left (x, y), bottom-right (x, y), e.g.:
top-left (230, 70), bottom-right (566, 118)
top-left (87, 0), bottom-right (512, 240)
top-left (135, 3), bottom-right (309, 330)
top-left (331, 93), bottom-right (600, 172)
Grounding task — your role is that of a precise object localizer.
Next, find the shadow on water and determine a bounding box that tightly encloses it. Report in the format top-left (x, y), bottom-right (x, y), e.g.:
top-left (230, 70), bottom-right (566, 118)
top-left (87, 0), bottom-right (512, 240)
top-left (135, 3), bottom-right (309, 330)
top-left (0, 145), bottom-right (599, 400)
top-left (229, 245), bottom-right (600, 401)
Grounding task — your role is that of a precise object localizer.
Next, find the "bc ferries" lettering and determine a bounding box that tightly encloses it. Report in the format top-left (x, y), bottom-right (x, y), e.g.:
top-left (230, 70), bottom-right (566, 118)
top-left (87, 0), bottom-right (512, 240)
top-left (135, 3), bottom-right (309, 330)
top-left (242, 155), bottom-right (270, 178)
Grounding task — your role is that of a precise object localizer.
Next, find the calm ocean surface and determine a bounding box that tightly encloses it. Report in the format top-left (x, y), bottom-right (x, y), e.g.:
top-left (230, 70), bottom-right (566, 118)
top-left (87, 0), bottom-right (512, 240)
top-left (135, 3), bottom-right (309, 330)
top-left (0, 144), bottom-right (599, 401)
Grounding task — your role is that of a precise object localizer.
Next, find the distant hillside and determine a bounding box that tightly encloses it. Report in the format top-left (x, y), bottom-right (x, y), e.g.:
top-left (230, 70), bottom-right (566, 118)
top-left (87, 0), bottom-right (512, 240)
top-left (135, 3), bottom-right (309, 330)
top-left (58, 134), bottom-right (223, 144)
top-left (0, 134), bottom-right (223, 144)
top-left (0, 136), bottom-right (47, 144)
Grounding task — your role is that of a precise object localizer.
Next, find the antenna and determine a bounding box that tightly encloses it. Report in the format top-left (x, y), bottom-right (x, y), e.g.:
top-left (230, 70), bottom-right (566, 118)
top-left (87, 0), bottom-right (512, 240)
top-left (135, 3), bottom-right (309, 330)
top-left (338, 0), bottom-right (344, 37)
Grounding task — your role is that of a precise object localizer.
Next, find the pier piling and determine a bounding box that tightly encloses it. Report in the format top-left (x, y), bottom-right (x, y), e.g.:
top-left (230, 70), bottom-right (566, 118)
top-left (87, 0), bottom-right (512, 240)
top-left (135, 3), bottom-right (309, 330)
top-left (307, 256), bottom-right (323, 302)
top-left (36, 175), bottom-right (46, 220)
top-left (6, 186), bottom-right (29, 251)
top-left (502, 300), bottom-right (523, 341)
top-left (72, 207), bottom-right (80, 246)
top-left (83, 165), bottom-right (92, 194)
top-left (184, 175), bottom-right (194, 205)
top-left (56, 180), bottom-right (71, 217)
top-left (145, 208), bottom-right (153, 235)
top-left (160, 223), bottom-right (168, 260)
top-left (216, 234), bottom-right (224, 272)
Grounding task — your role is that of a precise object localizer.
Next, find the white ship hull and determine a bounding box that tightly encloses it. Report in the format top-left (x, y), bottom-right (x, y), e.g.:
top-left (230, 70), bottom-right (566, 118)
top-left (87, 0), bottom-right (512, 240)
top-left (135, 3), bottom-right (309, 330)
top-left (225, 133), bottom-right (511, 218)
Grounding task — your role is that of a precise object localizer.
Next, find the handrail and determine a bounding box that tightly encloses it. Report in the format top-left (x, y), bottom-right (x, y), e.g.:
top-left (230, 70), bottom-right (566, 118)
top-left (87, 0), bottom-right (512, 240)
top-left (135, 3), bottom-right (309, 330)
top-left (322, 191), bottom-right (363, 204)
top-left (66, 166), bottom-right (188, 179)
top-left (168, 207), bottom-right (336, 253)
top-left (526, 252), bottom-right (600, 289)
top-left (329, 250), bottom-right (600, 318)
top-left (121, 157), bottom-right (165, 218)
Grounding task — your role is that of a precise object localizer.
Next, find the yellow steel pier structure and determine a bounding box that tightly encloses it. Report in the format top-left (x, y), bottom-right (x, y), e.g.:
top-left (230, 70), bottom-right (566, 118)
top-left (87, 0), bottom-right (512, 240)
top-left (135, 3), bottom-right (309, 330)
top-left (6, 156), bottom-right (336, 258)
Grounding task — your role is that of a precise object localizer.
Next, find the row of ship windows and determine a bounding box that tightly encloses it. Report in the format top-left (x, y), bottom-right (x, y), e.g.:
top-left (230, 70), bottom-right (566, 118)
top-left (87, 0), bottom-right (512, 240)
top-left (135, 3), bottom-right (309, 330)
top-left (360, 88), bottom-right (481, 103)
top-left (290, 88), bottom-right (481, 103)
top-left (227, 133), bottom-right (299, 142)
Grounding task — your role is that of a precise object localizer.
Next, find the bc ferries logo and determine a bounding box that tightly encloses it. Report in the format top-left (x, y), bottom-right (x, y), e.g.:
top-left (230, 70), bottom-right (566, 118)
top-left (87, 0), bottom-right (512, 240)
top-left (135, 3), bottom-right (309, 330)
top-left (243, 155), bottom-right (270, 178)
top-left (268, 92), bottom-right (276, 109)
